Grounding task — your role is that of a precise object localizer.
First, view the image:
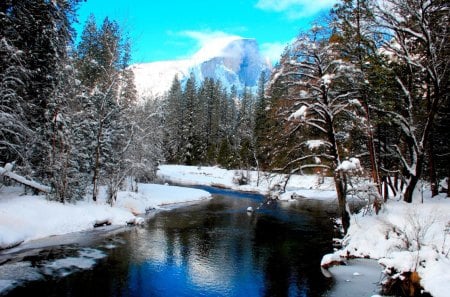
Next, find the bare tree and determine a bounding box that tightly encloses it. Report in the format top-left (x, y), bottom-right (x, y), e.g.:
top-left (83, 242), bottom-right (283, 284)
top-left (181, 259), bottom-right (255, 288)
top-left (374, 0), bottom-right (449, 202)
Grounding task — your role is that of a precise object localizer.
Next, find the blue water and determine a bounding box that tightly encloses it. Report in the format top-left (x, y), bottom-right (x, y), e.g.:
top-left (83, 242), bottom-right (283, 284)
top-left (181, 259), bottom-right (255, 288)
top-left (3, 187), bottom-right (335, 297)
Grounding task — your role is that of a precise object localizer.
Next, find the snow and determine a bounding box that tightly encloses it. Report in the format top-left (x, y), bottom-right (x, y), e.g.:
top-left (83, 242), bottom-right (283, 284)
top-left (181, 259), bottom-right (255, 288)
top-left (157, 165), bottom-right (336, 198)
top-left (288, 105), bottom-right (307, 120)
top-left (321, 252), bottom-right (343, 267)
top-left (348, 99), bottom-right (362, 106)
top-left (337, 158), bottom-right (362, 172)
top-left (0, 261), bottom-right (42, 294)
top-left (321, 73), bottom-right (334, 86)
top-left (3, 163), bottom-right (13, 172)
top-left (322, 193), bottom-right (450, 297)
top-left (131, 59), bottom-right (193, 99)
top-left (0, 184), bottom-right (211, 250)
top-left (305, 139), bottom-right (326, 150)
top-left (0, 166), bottom-right (51, 193)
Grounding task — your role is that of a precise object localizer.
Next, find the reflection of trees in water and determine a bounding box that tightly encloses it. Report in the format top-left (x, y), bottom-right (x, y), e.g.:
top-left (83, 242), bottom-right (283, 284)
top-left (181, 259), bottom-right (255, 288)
top-left (153, 196), bottom-right (334, 296)
top-left (6, 194), bottom-right (335, 297)
top-left (252, 202), bottom-right (334, 297)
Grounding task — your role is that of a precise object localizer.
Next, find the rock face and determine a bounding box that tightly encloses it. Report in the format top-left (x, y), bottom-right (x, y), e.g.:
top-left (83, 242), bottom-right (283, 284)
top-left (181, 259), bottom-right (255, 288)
top-left (131, 37), bottom-right (271, 99)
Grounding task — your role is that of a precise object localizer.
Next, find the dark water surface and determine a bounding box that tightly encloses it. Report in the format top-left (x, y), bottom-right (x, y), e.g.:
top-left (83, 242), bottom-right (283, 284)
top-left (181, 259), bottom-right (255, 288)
top-left (2, 186), bottom-right (336, 297)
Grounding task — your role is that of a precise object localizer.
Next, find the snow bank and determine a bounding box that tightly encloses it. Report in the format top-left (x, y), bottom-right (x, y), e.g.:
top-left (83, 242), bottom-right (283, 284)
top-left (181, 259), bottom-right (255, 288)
top-left (322, 193), bottom-right (450, 297)
top-left (157, 165), bottom-right (336, 197)
top-left (0, 184), bottom-right (211, 250)
top-left (115, 183), bottom-right (211, 214)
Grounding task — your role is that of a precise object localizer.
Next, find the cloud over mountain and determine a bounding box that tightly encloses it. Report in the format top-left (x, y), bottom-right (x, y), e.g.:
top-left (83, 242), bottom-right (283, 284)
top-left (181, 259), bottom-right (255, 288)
top-left (131, 36), bottom-right (271, 99)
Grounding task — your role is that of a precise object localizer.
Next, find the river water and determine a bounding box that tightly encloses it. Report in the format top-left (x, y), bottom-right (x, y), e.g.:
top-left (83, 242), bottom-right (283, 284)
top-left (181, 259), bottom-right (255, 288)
top-left (1, 186), bottom-right (338, 297)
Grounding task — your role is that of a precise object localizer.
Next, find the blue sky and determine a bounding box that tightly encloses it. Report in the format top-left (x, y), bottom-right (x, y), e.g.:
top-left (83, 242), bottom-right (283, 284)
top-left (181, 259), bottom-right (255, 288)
top-left (74, 0), bottom-right (337, 64)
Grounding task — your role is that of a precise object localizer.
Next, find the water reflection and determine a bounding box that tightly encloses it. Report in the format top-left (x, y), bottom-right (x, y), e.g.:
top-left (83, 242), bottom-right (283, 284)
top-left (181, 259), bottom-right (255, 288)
top-left (4, 190), bottom-right (335, 297)
top-left (122, 194), bottom-right (334, 297)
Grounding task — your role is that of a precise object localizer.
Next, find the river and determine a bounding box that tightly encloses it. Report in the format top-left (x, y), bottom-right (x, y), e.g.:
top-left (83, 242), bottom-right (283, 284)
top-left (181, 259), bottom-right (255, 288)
top-left (1, 186), bottom-right (339, 297)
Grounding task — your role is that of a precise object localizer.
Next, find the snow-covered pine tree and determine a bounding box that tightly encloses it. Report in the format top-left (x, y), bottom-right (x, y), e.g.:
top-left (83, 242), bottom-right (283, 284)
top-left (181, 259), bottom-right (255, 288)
top-left (163, 75), bottom-right (184, 163)
top-left (75, 16), bottom-right (133, 202)
top-left (254, 71), bottom-right (270, 170)
top-left (181, 73), bottom-right (199, 165)
top-left (1, 0), bottom-right (78, 172)
top-left (198, 78), bottom-right (221, 163)
top-left (0, 25), bottom-right (31, 165)
top-left (237, 87), bottom-right (256, 168)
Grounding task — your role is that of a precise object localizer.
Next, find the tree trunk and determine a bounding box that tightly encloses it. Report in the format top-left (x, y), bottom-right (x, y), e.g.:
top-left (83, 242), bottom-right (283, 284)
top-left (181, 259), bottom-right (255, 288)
top-left (364, 102), bottom-right (381, 211)
top-left (447, 165), bottom-right (450, 198)
top-left (334, 172), bottom-right (350, 234)
top-left (92, 146), bottom-right (100, 202)
top-left (428, 139), bottom-right (438, 197)
top-left (403, 153), bottom-right (424, 203)
top-left (92, 120), bottom-right (104, 202)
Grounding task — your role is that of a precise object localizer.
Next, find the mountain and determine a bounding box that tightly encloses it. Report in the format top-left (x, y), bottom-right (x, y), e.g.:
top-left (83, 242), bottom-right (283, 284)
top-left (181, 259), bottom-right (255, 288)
top-left (131, 37), bottom-right (271, 98)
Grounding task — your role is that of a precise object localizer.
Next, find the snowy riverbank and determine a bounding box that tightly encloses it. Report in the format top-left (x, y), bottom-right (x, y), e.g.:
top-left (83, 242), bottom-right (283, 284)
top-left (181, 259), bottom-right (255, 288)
top-left (322, 191), bottom-right (450, 297)
top-left (157, 164), bottom-right (337, 200)
top-left (0, 183), bottom-right (211, 250)
top-left (159, 165), bottom-right (450, 297)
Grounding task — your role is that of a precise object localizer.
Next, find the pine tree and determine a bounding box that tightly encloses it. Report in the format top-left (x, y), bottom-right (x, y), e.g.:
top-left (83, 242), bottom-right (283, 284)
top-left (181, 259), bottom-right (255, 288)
top-left (254, 71), bottom-right (270, 169)
top-left (181, 73), bottom-right (198, 165)
top-left (1, 1), bottom-right (75, 159)
top-left (1, 0), bottom-right (83, 201)
top-left (75, 16), bottom-right (133, 202)
top-left (164, 75), bottom-right (184, 162)
top-left (237, 87), bottom-right (256, 167)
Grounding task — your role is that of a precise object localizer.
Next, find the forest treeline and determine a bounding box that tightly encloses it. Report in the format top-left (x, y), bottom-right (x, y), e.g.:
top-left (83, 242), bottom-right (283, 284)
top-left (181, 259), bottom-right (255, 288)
top-left (1, 0), bottom-right (449, 230)
top-left (1, 2), bottom-right (161, 204)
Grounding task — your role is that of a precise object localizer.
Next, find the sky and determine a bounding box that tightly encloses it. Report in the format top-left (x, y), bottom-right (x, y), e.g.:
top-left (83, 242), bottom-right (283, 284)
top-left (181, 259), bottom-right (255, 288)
top-left (74, 0), bottom-right (338, 64)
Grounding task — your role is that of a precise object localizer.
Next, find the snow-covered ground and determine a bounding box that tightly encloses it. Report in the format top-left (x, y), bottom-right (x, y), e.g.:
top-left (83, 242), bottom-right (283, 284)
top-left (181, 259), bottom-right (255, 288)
top-left (322, 191), bottom-right (450, 297)
top-left (157, 164), bottom-right (337, 200)
top-left (0, 183), bottom-right (211, 250)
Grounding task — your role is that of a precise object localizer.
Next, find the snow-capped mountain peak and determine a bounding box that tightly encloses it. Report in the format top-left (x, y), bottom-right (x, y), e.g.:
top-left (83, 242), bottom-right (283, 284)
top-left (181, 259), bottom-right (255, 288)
top-left (131, 37), bottom-right (271, 99)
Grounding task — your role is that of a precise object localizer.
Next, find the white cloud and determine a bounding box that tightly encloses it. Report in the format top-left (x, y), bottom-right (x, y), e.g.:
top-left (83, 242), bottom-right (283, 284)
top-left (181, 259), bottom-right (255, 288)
top-left (255, 0), bottom-right (338, 18)
top-left (260, 41), bottom-right (288, 64)
top-left (179, 30), bottom-right (241, 46)
top-left (176, 30), bottom-right (244, 61)
top-left (172, 30), bottom-right (289, 64)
